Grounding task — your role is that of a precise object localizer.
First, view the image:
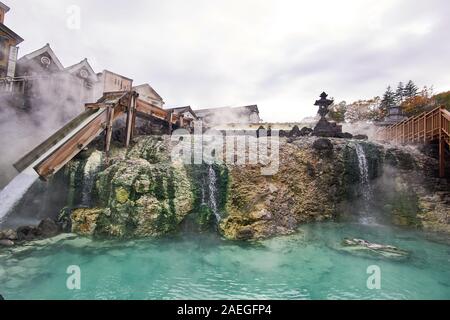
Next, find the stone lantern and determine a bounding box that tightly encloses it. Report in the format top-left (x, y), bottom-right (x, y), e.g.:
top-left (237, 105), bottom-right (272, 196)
top-left (312, 92), bottom-right (343, 137)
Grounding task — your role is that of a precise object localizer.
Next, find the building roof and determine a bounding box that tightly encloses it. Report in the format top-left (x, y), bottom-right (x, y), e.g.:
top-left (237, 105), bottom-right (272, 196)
top-left (194, 105), bottom-right (259, 117)
top-left (65, 58), bottom-right (99, 82)
top-left (0, 2), bottom-right (10, 13)
top-left (17, 43), bottom-right (64, 70)
top-left (101, 69), bottom-right (133, 82)
top-left (165, 106), bottom-right (197, 118)
top-left (0, 23), bottom-right (24, 44)
top-left (133, 83), bottom-right (163, 101)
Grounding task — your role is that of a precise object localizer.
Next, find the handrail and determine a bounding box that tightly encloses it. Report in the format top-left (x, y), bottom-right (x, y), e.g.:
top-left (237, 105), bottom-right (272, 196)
top-left (376, 105), bottom-right (449, 177)
top-left (377, 105), bottom-right (449, 146)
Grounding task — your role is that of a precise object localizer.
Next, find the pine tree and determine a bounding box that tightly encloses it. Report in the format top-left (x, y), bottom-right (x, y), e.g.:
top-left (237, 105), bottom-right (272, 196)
top-left (381, 86), bottom-right (396, 114)
top-left (404, 80), bottom-right (418, 98)
top-left (395, 82), bottom-right (404, 104)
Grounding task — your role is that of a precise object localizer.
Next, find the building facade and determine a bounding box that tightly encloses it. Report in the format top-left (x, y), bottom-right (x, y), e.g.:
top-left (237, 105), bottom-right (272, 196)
top-left (0, 1), bottom-right (23, 79)
top-left (133, 83), bottom-right (164, 108)
top-left (194, 105), bottom-right (260, 127)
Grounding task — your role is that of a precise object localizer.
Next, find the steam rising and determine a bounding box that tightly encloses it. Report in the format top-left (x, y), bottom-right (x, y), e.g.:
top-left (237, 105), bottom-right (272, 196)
top-left (0, 72), bottom-right (95, 188)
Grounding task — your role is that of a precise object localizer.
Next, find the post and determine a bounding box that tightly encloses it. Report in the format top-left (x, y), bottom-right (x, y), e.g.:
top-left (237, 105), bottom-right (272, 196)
top-left (125, 92), bottom-right (135, 148)
top-left (168, 111), bottom-right (173, 134)
top-left (105, 105), bottom-right (115, 161)
top-left (439, 107), bottom-right (446, 178)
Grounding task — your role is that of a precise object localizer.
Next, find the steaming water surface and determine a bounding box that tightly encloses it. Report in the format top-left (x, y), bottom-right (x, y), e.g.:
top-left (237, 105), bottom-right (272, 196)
top-left (1, 222), bottom-right (449, 300)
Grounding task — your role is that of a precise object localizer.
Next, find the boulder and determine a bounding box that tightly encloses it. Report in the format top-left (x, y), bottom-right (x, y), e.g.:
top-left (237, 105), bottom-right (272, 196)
top-left (37, 218), bottom-right (61, 238)
top-left (339, 238), bottom-right (410, 261)
top-left (353, 134), bottom-right (368, 140)
top-left (299, 127), bottom-right (313, 136)
top-left (0, 229), bottom-right (17, 240)
top-left (312, 138), bottom-right (333, 153)
top-left (290, 125), bottom-right (301, 137)
top-left (0, 239), bottom-right (14, 247)
top-left (16, 226), bottom-right (40, 241)
top-left (336, 132), bottom-right (353, 139)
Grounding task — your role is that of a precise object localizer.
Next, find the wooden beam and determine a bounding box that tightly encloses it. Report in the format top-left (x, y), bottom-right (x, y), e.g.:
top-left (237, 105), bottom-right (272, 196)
top-left (14, 109), bottom-right (98, 172)
top-left (168, 111), bottom-right (173, 134)
top-left (104, 105), bottom-right (115, 160)
top-left (124, 93), bottom-right (134, 148)
top-left (34, 109), bottom-right (109, 179)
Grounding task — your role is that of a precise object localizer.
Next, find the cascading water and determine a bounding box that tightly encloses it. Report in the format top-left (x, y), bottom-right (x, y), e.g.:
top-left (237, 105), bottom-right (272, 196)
top-left (80, 151), bottom-right (103, 206)
top-left (207, 165), bottom-right (221, 223)
top-left (354, 143), bottom-right (374, 224)
top-left (355, 143), bottom-right (371, 199)
top-left (0, 167), bottom-right (39, 224)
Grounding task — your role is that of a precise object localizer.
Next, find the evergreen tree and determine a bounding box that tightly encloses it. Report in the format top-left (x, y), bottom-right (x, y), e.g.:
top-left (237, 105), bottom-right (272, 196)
top-left (404, 80), bottom-right (418, 98)
top-left (381, 85), bottom-right (396, 114)
top-left (395, 82), bottom-right (404, 104)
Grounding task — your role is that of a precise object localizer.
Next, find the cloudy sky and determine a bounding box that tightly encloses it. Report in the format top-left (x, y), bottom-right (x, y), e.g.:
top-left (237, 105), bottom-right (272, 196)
top-left (7, 0), bottom-right (450, 121)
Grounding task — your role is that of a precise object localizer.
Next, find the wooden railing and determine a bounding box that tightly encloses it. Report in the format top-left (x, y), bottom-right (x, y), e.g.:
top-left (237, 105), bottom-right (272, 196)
top-left (377, 106), bottom-right (450, 177)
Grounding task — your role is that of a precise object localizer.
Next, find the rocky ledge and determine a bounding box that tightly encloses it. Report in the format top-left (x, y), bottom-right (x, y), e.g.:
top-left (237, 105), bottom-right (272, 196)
top-left (2, 135), bottom-right (448, 244)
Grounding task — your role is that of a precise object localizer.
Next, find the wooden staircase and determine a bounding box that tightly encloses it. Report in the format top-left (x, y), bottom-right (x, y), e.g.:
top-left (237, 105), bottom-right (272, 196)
top-left (14, 91), bottom-right (192, 180)
top-left (377, 106), bottom-right (450, 178)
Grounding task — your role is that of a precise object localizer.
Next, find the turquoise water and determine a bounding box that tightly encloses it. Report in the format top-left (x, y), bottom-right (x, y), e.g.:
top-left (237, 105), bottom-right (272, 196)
top-left (1, 222), bottom-right (449, 300)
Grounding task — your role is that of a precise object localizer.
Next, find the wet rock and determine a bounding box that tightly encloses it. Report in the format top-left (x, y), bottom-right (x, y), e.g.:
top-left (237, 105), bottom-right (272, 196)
top-left (312, 138), bottom-right (333, 153)
top-left (279, 130), bottom-right (288, 137)
top-left (71, 208), bottom-right (103, 236)
top-left (0, 229), bottom-right (17, 240)
top-left (339, 238), bottom-right (410, 261)
top-left (290, 125), bottom-right (301, 137)
top-left (0, 239), bottom-right (14, 247)
top-left (236, 227), bottom-right (255, 240)
top-left (299, 127), bottom-right (313, 136)
top-left (37, 218), bottom-right (61, 238)
top-left (353, 134), bottom-right (368, 140)
top-left (336, 132), bottom-right (353, 139)
top-left (16, 226), bottom-right (40, 241)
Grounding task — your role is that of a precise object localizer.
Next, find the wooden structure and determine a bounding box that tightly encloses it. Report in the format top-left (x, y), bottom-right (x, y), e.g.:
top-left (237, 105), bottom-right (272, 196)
top-left (377, 106), bottom-right (450, 177)
top-left (14, 91), bottom-right (192, 180)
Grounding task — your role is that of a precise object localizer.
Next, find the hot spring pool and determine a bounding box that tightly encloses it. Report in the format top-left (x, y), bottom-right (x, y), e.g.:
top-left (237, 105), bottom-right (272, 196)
top-left (1, 222), bottom-right (449, 300)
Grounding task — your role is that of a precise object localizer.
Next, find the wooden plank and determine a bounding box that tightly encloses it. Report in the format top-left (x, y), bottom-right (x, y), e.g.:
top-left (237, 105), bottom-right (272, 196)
top-left (34, 109), bottom-right (109, 179)
top-left (105, 105), bottom-right (115, 157)
top-left (34, 103), bottom-right (125, 179)
top-left (14, 108), bottom-right (98, 172)
top-left (125, 93), bottom-right (134, 148)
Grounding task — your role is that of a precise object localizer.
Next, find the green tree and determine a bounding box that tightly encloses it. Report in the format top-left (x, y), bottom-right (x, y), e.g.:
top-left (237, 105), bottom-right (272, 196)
top-left (433, 90), bottom-right (450, 110)
top-left (380, 86), bottom-right (396, 115)
top-left (404, 80), bottom-right (418, 98)
top-left (395, 82), bottom-right (404, 104)
top-left (328, 101), bottom-right (347, 123)
top-left (400, 86), bottom-right (433, 117)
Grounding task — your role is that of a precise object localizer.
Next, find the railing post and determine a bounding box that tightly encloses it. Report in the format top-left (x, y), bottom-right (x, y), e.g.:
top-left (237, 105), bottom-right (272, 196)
top-left (125, 91), bottom-right (136, 148)
top-left (105, 105), bottom-right (115, 162)
top-left (439, 109), bottom-right (445, 178)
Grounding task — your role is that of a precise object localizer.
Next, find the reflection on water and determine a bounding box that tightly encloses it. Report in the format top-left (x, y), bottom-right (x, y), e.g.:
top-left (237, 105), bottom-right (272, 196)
top-left (0, 222), bottom-right (449, 300)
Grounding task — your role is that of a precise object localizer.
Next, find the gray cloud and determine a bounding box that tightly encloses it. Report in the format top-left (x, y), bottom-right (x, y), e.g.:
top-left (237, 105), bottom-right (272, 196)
top-left (6, 0), bottom-right (450, 122)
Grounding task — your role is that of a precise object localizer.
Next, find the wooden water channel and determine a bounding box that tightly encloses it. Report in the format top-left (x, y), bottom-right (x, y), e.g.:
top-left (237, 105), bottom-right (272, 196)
top-left (377, 105), bottom-right (450, 177)
top-left (14, 91), bottom-right (192, 180)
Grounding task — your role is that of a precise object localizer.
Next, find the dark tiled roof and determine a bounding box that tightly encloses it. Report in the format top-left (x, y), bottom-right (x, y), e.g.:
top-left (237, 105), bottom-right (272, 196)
top-left (0, 23), bottom-right (24, 44)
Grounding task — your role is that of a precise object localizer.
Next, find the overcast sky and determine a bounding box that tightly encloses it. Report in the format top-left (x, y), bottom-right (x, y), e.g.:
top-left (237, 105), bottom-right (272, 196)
top-left (7, 0), bottom-right (450, 121)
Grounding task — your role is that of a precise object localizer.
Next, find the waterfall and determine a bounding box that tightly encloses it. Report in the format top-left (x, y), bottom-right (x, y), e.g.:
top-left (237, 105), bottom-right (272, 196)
top-left (355, 143), bottom-right (371, 200)
top-left (0, 167), bottom-right (39, 223)
top-left (354, 143), bottom-right (373, 224)
top-left (207, 165), bottom-right (221, 223)
top-left (80, 151), bottom-right (103, 206)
